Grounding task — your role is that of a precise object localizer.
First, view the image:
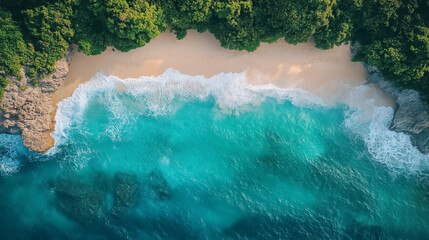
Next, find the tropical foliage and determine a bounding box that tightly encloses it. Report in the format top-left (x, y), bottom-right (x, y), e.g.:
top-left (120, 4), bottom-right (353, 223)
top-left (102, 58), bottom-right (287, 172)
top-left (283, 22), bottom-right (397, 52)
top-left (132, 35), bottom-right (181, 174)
top-left (0, 0), bottom-right (427, 99)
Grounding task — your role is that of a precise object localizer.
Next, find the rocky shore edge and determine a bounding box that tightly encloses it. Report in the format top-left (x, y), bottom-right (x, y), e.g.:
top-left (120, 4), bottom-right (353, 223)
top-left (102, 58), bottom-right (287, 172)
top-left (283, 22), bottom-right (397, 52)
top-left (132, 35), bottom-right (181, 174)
top-left (0, 45), bottom-right (428, 154)
top-left (0, 46), bottom-right (74, 153)
top-left (364, 63), bottom-right (429, 154)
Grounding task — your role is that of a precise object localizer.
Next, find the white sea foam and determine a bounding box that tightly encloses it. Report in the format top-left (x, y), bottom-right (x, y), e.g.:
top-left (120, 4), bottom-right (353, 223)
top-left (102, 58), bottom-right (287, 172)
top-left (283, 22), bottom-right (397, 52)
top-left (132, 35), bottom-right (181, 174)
top-left (0, 134), bottom-right (28, 175)
top-left (50, 69), bottom-right (322, 151)
top-left (50, 68), bottom-right (429, 173)
top-left (341, 85), bottom-right (428, 174)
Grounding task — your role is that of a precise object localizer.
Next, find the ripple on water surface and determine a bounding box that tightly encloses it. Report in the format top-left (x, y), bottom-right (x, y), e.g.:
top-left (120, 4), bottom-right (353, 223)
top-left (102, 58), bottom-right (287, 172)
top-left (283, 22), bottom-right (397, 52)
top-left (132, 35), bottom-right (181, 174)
top-left (0, 69), bottom-right (428, 239)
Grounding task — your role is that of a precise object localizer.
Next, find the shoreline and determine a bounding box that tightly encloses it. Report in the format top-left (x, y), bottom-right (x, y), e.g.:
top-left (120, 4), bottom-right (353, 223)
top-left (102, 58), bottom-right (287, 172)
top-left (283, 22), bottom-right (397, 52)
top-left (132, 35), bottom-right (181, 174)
top-left (54, 30), bottom-right (395, 107)
top-left (0, 48), bottom-right (73, 153)
top-left (3, 30), bottom-right (398, 153)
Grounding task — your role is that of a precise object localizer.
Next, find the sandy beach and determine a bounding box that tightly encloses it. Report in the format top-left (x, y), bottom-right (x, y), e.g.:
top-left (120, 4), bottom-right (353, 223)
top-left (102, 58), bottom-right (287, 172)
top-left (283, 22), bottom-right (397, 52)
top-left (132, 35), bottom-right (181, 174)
top-left (55, 30), bottom-right (395, 105)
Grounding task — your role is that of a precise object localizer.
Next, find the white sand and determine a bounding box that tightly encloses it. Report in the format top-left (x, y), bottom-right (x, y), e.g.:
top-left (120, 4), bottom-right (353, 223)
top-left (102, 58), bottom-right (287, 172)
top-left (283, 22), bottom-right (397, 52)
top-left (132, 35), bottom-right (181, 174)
top-left (54, 30), bottom-right (395, 107)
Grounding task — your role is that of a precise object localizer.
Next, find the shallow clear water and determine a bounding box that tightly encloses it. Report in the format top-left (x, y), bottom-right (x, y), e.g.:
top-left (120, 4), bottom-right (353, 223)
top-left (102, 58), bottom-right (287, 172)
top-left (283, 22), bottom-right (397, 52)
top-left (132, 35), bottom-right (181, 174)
top-left (1, 70), bottom-right (428, 239)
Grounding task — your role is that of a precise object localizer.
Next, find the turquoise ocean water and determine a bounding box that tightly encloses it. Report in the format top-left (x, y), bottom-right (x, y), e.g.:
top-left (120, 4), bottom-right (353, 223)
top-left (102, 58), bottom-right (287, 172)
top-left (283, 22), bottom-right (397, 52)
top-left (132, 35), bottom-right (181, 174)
top-left (0, 69), bottom-right (428, 239)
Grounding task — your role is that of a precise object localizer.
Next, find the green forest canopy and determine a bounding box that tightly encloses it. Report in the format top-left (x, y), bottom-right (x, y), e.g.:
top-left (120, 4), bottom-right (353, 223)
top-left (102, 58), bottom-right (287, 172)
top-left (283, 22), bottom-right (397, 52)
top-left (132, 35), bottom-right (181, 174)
top-left (0, 0), bottom-right (428, 100)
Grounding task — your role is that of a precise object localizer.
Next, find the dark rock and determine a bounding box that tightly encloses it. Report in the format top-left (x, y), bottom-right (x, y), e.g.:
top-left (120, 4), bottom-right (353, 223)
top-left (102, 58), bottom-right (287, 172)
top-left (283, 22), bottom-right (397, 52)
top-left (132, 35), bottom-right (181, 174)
top-left (390, 90), bottom-right (429, 133)
top-left (54, 177), bottom-right (105, 225)
top-left (363, 62), bottom-right (429, 154)
top-left (148, 170), bottom-right (171, 200)
top-left (413, 129), bottom-right (429, 153)
top-left (112, 172), bottom-right (139, 214)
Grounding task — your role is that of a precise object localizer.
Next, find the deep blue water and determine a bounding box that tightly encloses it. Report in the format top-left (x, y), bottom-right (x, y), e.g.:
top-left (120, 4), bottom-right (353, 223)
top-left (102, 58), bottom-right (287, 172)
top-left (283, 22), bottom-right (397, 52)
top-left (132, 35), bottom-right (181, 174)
top-left (1, 70), bottom-right (428, 239)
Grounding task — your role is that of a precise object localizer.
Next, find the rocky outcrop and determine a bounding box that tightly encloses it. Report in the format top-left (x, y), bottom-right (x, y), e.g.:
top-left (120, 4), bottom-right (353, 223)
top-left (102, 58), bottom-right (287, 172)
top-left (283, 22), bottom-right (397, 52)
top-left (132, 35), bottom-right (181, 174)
top-left (112, 172), bottom-right (140, 215)
top-left (0, 47), bottom-right (74, 153)
top-left (148, 170), bottom-right (172, 200)
top-left (52, 171), bottom-right (142, 225)
top-left (54, 177), bottom-right (106, 226)
top-left (364, 63), bottom-right (429, 154)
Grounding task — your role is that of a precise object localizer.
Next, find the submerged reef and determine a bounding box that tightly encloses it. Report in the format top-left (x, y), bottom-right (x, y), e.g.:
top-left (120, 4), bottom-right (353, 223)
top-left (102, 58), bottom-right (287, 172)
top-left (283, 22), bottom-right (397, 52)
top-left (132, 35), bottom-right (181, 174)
top-left (112, 172), bottom-right (140, 215)
top-left (54, 176), bottom-right (106, 226)
top-left (148, 170), bottom-right (172, 201)
top-left (52, 170), bottom-right (171, 225)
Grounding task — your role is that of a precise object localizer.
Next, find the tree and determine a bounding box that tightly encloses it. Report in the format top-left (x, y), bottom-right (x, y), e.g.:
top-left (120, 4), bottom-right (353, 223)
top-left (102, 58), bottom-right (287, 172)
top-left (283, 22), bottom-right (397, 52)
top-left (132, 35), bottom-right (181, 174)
top-left (314, 0), bottom-right (356, 49)
top-left (210, 0), bottom-right (260, 51)
top-left (22, 1), bottom-right (74, 83)
top-left (0, 8), bottom-right (28, 79)
top-left (254, 0), bottom-right (334, 44)
top-left (72, 0), bottom-right (166, 54)
top-left (104, 0), bottom-right (166, 52)
top-left (0, 0), bottom-right (427, 102)
top-left (353, 0), bottom-right (429, 92)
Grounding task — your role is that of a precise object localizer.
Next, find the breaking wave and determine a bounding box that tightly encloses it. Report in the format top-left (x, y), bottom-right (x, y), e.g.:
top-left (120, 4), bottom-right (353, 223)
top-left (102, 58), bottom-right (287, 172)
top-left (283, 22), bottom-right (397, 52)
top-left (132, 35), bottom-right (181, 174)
top-left (50, 68), bottom-right (428, 173)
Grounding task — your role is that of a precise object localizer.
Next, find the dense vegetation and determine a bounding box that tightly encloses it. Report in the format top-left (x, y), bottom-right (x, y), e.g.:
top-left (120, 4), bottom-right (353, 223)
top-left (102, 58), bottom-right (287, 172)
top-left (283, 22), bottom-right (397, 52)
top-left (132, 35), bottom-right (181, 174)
top-left (0, 75), bottom-right (8, 102)
top-left (0, 0), bottom-right (428, 101)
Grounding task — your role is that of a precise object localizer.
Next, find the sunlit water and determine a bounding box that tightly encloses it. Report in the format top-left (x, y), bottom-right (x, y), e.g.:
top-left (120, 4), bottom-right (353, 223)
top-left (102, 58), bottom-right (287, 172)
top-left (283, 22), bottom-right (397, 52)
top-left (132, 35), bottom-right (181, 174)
top-left (1, 69), bottom-right (428, 239)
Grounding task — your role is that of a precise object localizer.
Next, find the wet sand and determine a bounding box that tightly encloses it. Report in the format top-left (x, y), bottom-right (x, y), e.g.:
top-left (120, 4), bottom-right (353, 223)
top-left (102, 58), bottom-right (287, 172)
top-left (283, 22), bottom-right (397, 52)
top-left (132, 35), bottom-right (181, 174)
top-left (54, 30), bottom-right (395, 107)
